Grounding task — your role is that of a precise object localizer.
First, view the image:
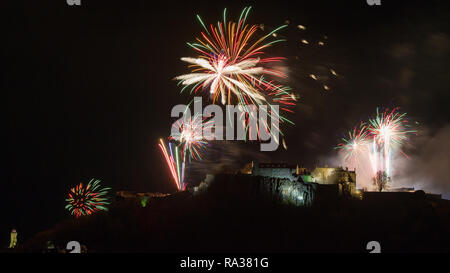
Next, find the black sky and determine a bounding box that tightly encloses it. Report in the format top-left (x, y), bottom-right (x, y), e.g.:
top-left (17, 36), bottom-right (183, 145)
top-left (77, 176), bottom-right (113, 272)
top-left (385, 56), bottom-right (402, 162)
top-left (2, 0), bottom-right (450, 243)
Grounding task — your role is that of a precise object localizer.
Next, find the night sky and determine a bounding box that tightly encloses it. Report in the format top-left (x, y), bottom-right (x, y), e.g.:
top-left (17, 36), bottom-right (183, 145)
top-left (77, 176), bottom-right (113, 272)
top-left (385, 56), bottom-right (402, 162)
top-left (3, 0), bottom-right (450, 243)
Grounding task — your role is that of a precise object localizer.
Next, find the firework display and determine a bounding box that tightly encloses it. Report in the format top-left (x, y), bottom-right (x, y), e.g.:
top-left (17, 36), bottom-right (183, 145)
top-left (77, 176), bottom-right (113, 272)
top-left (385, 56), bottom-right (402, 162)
top-left (336, 107), bottom-right (417, 188)
top-left (6, 0), bottom-right (450, 255)
top-left (160, 6), bottom-right (300, 191)
top-left (161, 113), bottom-right (213, 191)
top-left (174, 7), bottom-right (296, 124)
top-left (335, 122), bottom-right (370, 166)
top-left (65, 179), bottom-right (111, 218)
top-left (169, 112), bottom-right (213, 160)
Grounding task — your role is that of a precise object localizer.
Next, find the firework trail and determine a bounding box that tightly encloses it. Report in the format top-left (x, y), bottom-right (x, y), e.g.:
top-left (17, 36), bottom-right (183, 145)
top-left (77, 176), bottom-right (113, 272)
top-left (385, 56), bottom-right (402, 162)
top-left (65, 179), bottom-right (111, 218)
top-left (174, 6), bottom-right (296, 136)
top-left (158, 138), bottom-right (185, 191)
top-left (161, 109), bottom-right (216, 191)
top-left (290, 21), bottom-right (340, 93)
top-left (336, 107), bottom-right (417, 189)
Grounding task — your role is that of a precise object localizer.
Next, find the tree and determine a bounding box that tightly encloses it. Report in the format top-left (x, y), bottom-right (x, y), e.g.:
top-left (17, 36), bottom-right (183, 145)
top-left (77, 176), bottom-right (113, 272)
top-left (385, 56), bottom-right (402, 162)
top-left (373, 170), bottom-right (391, 192)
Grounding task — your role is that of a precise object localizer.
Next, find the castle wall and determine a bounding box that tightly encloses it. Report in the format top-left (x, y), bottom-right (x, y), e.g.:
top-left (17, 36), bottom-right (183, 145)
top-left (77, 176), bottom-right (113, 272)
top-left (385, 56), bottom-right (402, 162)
top-left (252, 163), bottom-right (298, 181)
top-left (257, 176), bottom-right (317, 206)
top-left (311, 167), bottom-right (356, 184)
top-left (202, 163), bottom-right (360, 206)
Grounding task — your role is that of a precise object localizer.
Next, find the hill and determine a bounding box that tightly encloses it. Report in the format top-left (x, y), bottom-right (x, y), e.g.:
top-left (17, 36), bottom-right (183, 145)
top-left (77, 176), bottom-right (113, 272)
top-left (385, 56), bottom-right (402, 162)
top-left (17, 174), bottom-right (450, 253)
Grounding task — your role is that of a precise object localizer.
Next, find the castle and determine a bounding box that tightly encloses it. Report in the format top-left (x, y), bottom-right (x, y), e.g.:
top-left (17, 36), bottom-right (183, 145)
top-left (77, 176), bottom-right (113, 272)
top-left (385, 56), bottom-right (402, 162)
top-left (116, 161), bottom-right (441, 208)
top-left (190, 161), bottom-right (360, 207)
top-left (250, 161), bottom-right (359, 204)
top-left (250, 161), bottom-right (356, 185)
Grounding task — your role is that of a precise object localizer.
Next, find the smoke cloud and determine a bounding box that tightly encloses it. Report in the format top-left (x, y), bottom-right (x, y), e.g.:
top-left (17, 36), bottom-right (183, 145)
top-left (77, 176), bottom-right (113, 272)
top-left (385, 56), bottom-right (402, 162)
top-left (394, 124), bottom-right (450, 199)
top-left (186, 141), bottom-right (270, 185)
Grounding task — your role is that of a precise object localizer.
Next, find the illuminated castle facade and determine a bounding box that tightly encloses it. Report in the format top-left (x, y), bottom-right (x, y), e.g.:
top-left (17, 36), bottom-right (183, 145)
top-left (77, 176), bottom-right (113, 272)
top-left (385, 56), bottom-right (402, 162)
top-left (246, 161), bottom-right (360, 205)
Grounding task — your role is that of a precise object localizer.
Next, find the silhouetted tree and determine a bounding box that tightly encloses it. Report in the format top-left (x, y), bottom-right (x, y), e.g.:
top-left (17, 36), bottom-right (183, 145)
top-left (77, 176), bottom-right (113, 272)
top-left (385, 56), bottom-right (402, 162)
top-left (373, 171), bottom-right (390, 192)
